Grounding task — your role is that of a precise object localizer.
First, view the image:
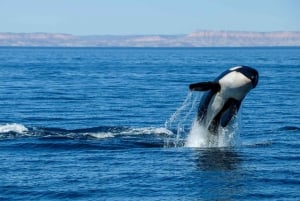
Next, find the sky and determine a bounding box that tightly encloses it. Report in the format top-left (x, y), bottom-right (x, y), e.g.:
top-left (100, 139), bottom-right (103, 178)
top-left (0, 0), bottom-right (299, 35)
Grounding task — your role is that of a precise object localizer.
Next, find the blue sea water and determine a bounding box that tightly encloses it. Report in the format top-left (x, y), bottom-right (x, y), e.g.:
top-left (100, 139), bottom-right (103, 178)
top-left (0, 47), bottom-right (299, 200)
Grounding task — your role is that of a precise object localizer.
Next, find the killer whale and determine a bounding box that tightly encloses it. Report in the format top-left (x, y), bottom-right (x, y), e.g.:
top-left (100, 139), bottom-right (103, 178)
top-left (189, 66), bottom-right (259, 134)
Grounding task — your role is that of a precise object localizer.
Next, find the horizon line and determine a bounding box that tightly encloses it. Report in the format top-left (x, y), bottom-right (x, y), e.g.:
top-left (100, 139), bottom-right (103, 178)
top-left (1, 30), bottom-right (300, 36)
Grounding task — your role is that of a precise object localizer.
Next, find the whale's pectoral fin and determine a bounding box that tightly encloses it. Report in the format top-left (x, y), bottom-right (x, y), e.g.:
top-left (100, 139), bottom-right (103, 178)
top-left (220, 99), bottom-right (241, 127)
top-left (189, 82), bottom-right (220, 92)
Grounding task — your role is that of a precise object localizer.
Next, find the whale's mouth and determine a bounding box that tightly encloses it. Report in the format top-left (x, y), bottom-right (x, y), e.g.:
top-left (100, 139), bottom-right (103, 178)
top-left (189, 82), bottom-right (220, 92)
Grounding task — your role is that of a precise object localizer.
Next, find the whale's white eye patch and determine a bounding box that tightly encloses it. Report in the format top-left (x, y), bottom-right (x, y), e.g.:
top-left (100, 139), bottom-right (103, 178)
top-left (229, 66), bottom-right (242, 71)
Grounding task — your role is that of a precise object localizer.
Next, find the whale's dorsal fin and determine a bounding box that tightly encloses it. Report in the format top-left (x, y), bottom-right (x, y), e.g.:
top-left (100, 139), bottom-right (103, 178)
top-left (189, 82), bottom-right (220, 92)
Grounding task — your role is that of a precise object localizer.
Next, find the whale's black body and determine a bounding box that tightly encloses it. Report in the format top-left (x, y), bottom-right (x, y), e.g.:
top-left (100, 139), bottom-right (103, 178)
top-left (190, 66), bottom-right (259, 134)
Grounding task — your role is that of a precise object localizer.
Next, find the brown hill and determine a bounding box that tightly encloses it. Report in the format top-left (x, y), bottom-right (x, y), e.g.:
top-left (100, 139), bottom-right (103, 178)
top-left (1, 31), bottom-right (299, 47)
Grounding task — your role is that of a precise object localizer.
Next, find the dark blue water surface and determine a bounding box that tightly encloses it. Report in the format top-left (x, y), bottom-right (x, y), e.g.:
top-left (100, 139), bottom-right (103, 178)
top-left (0, 47), bottom-right (299, 200)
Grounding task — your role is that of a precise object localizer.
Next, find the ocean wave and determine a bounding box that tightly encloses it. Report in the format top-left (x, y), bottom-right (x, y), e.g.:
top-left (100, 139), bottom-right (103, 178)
top-left (278, 126), bottom-right (300, 131)
top-left (0, 123), bottom-right (30, 139)
top-left (0, 123), bottom-right (173, 140)
top-left (0, 123), bottom-right (28, 134)
top-left (84, 127), bottom-right (173, 139)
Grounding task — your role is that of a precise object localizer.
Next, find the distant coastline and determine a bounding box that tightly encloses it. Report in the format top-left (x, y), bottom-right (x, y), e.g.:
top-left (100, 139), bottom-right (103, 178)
top-left (1, 30), bottom-right (300, 47)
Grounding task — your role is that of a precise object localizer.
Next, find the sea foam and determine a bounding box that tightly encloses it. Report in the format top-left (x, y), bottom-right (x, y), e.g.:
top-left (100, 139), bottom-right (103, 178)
top-left (0, 123), bottom-right (28, 134)
top-left (185, 118), bottom-right (240, 148)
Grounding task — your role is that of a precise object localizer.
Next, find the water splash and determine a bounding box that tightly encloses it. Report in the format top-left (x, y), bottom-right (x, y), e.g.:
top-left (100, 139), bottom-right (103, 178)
top-left (164, 92), bottom-right (200, 147)
top-left (164, 91), bottom-right (241, 148)
top-left (0, 123), bottom-right (28, 134)
top-left (185, 117), bottom-right (240, 148)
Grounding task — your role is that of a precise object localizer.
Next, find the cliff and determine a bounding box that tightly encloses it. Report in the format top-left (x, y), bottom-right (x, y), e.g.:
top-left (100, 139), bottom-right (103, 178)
top-left (1, 31), bottom-right (300, 47)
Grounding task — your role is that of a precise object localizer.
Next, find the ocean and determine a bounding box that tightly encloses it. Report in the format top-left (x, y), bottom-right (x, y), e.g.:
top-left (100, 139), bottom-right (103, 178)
top-left (0, 47), bottom-right (299, 200)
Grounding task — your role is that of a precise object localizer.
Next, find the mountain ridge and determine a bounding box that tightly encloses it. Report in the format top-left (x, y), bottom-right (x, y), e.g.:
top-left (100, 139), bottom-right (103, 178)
top-left (1, 30), bottom-right (300, 47)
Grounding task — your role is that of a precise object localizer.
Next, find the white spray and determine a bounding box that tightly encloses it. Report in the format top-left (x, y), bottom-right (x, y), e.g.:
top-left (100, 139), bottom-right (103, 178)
top-left (185, 116), bottom-right (241, 148)
top-left (164, 92), bottom-right (241, 148)
top-left (164, 92), bottom-right (200, 147)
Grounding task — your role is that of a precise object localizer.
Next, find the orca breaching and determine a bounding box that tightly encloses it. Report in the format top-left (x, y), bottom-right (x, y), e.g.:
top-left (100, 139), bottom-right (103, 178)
top-left (189, 65), bottom-right (259, 136)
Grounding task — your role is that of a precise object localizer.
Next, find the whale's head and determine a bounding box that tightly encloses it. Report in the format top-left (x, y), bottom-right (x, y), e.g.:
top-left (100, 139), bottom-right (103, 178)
top-left (227, 66), bottom-right (259, 90)
top-left (190, 66), bottom-right (259, 101)
top-left (217, 66), bottom-right (259, 100)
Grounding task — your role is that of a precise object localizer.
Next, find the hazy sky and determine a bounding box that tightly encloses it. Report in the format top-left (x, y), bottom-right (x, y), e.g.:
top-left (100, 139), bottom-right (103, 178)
top-left (0, 0), bottom-right (299, 35)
